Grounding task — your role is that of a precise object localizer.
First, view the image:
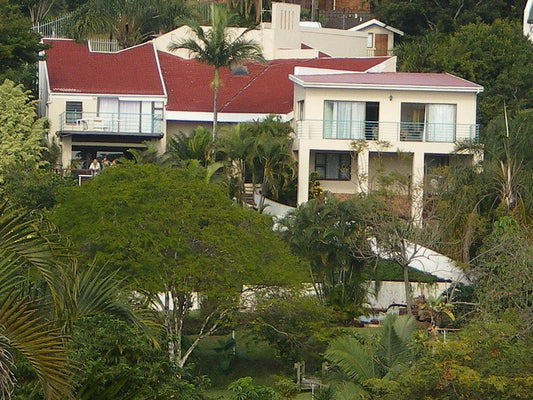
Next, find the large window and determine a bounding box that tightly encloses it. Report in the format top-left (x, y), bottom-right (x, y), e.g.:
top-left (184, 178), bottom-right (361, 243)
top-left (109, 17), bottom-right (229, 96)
top-left (98, 98), bottom-right (164, 133)
top-left (400, 103), bottom-right (456, 142)
top-left (65, 101), bottom-right (82, 124)
top-left (315, 152), bottom-right (351, 180)
top-left (324, 101), bottom-right (379, 140)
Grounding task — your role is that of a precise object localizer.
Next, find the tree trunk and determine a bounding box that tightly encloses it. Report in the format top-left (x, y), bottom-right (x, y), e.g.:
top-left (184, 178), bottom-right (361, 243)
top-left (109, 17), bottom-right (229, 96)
top-left (212, 68), bottom-right (220, 142)
top-left (403, 265), bottom-right (413, 315)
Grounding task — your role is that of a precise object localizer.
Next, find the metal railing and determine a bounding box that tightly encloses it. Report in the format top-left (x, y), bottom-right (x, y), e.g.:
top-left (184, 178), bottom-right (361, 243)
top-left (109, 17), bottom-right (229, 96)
top-left (32, 13), bottom-right (73, 38)
top-left (366, 49), bottom-right (395, 57)
top-left (295, 120), bottom-right (479, 143)
top-left (59, 112), bottom-right (163, 136)
top-left (88, 39), bottom-right (122, 53)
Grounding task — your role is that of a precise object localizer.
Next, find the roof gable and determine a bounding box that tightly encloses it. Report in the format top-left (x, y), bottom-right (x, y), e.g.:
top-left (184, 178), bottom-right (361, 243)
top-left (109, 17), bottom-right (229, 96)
top-left (44, 39), bottom-right (165, 96)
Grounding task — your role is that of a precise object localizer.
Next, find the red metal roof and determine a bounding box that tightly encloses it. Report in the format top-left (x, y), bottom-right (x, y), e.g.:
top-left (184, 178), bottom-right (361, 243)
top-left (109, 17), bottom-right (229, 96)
top-left (157, 53), bottom-right (387, 114)
top-left (292, 72), bottom-right (483, 89)
top-left (44, 39), bottom-right (165, 96)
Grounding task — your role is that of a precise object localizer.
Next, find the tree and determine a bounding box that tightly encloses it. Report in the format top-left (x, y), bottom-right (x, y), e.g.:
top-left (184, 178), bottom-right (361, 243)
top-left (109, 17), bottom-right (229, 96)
top-left (371, 0), bottom-right (524, 36)
top-left (68, 0), bottom-right (182, 48)
top-left (0, 204), bottom-right (72, 399)
top-left (363, 201), bottom-right (443, 315)
top-left (166, 126), bottom-right (214, 167)
top-left (50, 164), bottom-right (305, 370)
top-left (168, 3), bottom-right (264, 138)
top-left (472, 217), bottom-right (533, 328)
top-left (397, 20), bottom-right (533, 126)
top-left (0, 4), bottom-right (43, 87)
top-left (369, 318), bottom-right (533, 399)
top-left (217, 117), bottom-right (296, 205)
top-left (0, 80), bottom-right (47, 183)
top-left (280, 195), bottom-right (374, 321)
top-left (68, 314), bottom-right (200, 400)
top-left (324, 315), bottom-right (416, 398)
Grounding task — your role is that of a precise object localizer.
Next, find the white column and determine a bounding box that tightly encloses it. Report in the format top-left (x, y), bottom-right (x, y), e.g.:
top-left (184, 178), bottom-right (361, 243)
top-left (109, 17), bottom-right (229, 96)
top-left (356, 149), bottom-right (370, 194)
top-left (411, 151), bottom-right (425, 223)
top-left (297, 146), bottom-right (310, 205)
top-left (61, 137), bottom-right (72, 169)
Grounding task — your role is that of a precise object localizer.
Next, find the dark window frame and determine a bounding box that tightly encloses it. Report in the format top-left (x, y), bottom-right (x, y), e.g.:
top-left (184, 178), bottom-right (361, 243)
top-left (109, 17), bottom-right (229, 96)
top-left (65, 101), bottom-right (83, 124)
top-left (314, 152), bottom-right (351, 181)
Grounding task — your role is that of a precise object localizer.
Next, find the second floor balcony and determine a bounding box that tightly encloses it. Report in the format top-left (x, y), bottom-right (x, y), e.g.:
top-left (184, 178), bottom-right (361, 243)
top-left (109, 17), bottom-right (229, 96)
top-left (295, 120), bottom-right (479, 143)
top-left (58, 111), bottom-right (164, 138)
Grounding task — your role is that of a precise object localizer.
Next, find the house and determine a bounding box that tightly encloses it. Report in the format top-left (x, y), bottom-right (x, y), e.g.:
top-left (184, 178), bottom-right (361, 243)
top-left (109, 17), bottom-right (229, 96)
top-left (348, 19), bottom-right (404, 57)
top-left (40, 39), bottom-right (167, 168)
top-left (39, 3), bottom-right (482, 221)
top-left (290, 68), bottom-right (482, 219)
top-left (525, 0), bottom-right (533, 41)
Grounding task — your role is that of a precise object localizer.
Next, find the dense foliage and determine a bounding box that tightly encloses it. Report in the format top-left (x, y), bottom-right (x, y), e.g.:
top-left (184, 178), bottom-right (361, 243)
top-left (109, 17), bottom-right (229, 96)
top-left (0, 2), bottom-right (42, 87)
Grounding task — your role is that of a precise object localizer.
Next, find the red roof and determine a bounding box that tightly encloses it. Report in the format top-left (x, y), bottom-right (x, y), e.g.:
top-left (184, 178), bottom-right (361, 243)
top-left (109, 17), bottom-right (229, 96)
top-left (292, 72), bottom-right (483, 90)
top-left (44, 39), bottom-right (165, 96)
top-left (158, 53), bottom-right (387, 114)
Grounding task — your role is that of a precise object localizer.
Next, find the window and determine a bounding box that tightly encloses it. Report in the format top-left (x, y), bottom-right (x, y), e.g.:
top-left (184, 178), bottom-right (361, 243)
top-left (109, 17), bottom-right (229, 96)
top-left (65, 101), bottom-right (82, 124)
top-left (324, 101), bottom-right (379, 140)
top-left (98, 98), bottom-right (164, 134)
top-left (315, 152), bottom-right (351, 180)
top-left (367, 33), bottom-right (374, 48)
top-left (297, 100), bottom-right (304, 121)
top-left (400, 103), bottom-right (456, 142)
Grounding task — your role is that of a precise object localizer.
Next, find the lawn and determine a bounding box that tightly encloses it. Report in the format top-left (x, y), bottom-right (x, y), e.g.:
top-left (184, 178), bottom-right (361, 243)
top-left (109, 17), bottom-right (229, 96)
top-left (192, 325), bottom-right (383, 399)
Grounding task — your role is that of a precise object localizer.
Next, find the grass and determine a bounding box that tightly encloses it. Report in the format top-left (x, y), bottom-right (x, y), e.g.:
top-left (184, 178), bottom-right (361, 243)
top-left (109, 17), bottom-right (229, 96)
top-left (194, 329), bottom-right (288, 398)
top-left (193, 325), bottom-right (383, 399)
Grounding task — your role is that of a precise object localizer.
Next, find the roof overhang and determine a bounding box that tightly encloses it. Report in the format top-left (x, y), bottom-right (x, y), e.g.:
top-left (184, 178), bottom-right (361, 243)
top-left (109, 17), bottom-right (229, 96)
top-left (289, 75), bottom-right (484, 94)
top-left (49, 92), bottom-right (167, 100)
top-left (166, 111), bottom-right (292, 123)
top-left (349, 19), bottom-right (404, 36)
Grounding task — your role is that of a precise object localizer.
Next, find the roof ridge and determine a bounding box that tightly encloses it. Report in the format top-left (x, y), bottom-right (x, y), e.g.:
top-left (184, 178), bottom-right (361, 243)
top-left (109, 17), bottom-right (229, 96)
top-left (220, 62), bottom-right (271, 112)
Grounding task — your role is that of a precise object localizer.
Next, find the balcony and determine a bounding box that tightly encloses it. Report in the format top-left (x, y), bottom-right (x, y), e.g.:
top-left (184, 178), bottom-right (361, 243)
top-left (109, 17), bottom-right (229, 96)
top-left (295, 120), bottom-right (479, 143)
top-left (58, 112), bottom-right (163, 138)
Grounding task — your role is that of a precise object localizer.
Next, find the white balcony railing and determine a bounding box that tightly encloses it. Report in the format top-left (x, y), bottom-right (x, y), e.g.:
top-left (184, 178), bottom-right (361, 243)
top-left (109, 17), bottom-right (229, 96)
top-left (294, 120), bottom-right (479, 143)
top-left (59, 111), bottom-right (163, 136)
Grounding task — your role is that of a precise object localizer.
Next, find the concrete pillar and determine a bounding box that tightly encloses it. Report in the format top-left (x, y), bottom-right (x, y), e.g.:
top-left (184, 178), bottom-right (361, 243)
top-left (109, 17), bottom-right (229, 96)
top-left (356, 149), bottom-right (370, 194)
top-left (297, 146), bottom-right (310, 205)
top-left (61, 137), bottom-right (72, 169)
top-left (411, 151), bottom-right (425, 223)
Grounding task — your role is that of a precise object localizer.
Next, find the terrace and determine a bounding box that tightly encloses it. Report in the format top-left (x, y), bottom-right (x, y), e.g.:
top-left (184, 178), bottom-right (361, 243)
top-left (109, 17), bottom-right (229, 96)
top-left (294, 120), bottom-right (479, 142)
top-left (58, 111), bottom-right (164, 138)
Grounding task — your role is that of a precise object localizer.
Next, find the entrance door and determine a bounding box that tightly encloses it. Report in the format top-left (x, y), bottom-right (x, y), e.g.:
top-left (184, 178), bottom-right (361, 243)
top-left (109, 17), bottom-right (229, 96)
top-left (374, 34), bottom-right (388, 56)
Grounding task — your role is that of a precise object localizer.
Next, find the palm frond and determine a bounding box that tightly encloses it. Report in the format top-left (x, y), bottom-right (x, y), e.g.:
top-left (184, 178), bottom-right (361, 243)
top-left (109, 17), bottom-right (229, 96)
top-left (325, 336), bottom-right (376, 384)
top-left (0, 295), bottom-right (72, 400)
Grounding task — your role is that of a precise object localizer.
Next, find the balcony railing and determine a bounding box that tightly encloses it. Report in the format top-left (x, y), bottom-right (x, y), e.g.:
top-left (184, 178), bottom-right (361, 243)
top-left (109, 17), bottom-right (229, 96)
top-left (59, 112), bottom-right (163, 136)
top-left (295, 120), bottom-right (479, 143)
top-left (366, 49), bottom-right (395, 57)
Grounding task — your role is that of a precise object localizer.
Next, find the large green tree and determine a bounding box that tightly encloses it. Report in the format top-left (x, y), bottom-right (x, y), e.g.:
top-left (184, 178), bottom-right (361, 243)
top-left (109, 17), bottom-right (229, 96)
top-left (280, 195), bottom-right (374, 321)
top-left (0, 4), bottom-right (42, 87)
top-left (0, 80), bottom-right (47, 183)
top-left (371, 0), bottom-right (524, 35)
top-left (396, 20), bottom-right (533, 126)
top-left (51, 163), bottom-right (305, 369)
top-left (168, 3), bottom-right (264, 138)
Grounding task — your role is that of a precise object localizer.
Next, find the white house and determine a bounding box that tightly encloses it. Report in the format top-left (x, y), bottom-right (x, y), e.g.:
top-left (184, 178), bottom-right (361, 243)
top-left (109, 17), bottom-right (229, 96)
top-left (290, 68), bottom-right (482, 219)
top-left (348, 18), bottom-right (404, 57)
top-left (38, 3), bottom-right (483, 222)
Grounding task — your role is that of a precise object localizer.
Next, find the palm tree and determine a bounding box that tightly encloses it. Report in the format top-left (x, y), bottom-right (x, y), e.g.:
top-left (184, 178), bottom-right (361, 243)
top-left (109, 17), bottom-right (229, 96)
top-left (69, 0), bottom-right (174, 48)
top-left (168, 3), bottom-right (265, 139)
top-left (0, 203), bottom-right (142, 399)
top-left (0, 204), bottom-right (72, 399)
top-left (324, 315), bottom-right (415, 397)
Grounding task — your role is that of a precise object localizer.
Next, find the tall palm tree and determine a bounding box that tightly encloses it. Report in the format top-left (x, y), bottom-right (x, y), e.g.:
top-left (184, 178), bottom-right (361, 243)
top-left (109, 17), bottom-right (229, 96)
top-left (168, 3), bottom-right (265, 139)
